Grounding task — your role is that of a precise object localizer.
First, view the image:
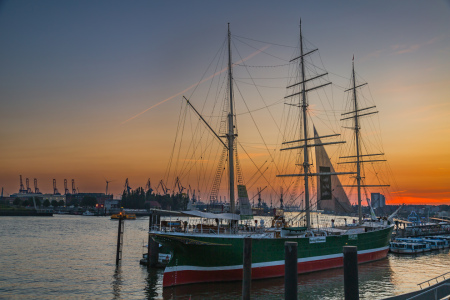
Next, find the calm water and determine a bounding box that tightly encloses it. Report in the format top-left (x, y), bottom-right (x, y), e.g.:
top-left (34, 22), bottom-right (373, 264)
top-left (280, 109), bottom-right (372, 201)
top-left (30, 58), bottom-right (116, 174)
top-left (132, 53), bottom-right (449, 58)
top-left (1, 215), bottom-right (449, 299)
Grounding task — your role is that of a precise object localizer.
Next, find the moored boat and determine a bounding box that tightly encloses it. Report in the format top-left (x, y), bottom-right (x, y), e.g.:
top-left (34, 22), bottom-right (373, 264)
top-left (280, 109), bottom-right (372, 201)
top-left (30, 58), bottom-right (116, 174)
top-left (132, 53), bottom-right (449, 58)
top-left (389, 241), bottom-right (430, 254)
top-left (111, 212), bottom-right (136, 220)
top-left (139, 244), bottom-right (172, 267)
top-left (422, 238), bottom-right (449, 250)
top-left (395, 237), bottom-right (449, 251)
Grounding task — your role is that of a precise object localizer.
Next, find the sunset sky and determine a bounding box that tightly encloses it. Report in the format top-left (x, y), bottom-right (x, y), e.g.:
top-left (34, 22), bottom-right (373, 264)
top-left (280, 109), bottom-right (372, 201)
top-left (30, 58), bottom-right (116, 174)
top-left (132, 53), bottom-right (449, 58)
top-left (1, 1), bottom-right (449, 205)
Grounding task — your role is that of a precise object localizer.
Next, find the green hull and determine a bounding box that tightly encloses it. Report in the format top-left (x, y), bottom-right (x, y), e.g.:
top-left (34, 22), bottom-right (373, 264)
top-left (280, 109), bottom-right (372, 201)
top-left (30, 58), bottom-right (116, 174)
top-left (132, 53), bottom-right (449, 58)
top-left (151, 225), bottom-right (393, 286)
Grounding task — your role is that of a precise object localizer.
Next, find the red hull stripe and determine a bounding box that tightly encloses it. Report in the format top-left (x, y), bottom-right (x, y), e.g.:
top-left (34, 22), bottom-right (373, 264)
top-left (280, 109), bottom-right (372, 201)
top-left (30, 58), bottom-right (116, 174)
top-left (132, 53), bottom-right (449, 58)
top-left (163, 246), bottom-right (389, 287)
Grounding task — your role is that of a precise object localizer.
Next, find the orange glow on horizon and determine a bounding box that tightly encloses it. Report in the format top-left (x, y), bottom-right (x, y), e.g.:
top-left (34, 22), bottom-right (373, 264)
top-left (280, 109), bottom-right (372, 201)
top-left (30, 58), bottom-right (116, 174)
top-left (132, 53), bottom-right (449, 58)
top-left (389, 196), bottom-right (450, 206)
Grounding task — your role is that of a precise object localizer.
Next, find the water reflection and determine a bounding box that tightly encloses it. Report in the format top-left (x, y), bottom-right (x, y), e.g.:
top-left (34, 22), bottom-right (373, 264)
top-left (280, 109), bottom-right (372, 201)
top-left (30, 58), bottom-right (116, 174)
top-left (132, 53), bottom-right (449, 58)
top-left (2, 216), bottom-right (448, 299)
top-left (112, 266), bottom-right (123, 299)
top-left (145, 267), bottom-right (163, 299)
top-left (162, 258), bottom-right (394, 300)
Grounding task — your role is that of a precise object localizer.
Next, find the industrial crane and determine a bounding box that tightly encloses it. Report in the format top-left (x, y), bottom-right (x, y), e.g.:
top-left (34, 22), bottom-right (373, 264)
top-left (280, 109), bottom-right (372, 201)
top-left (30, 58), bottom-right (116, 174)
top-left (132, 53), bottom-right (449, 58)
top-left (145, 178), bottom-right (153, 194)
top-left (34, 178), bottom-right (40, 194)
top-left (64, 179), bottom-right (70, 195)
top-left (174, 177), bottom-right (185, 195)
top-left (124, 178), bottom-right (132, 195)
top-left (53, 179), bottom-right (60, 195)
top-left (26, 178), bottom-right (32, 193)
top-left (156, 180), bottom-right (170, 195)
top-left (19, 175), bottom-right (27, 194)
top-left (71, 179), bottom-right (77, 194)
top-left (188, 185), bottom-right (196, 203)
top-left (257, 186), bottom-right (268, 208)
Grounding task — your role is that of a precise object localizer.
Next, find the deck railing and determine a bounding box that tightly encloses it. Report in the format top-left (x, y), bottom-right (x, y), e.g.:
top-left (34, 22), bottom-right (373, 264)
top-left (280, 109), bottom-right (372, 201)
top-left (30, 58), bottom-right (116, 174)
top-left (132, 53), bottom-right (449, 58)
top-left (407, 283), bottom-right (450, 300)
top-left (417, 271), bottom-right (450, 289)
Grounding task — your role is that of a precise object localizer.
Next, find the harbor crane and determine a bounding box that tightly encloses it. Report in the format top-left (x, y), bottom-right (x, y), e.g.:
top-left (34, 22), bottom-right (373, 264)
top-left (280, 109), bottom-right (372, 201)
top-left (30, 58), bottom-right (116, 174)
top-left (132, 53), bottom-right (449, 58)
top-left (64, 179), bottom-right (70, 195)
top-left (187, 185), bottom-right (198, 203)
top-left (145, 178), bottom-right (153, 194)
top-left (156, 180), bottom-right (170, 195)
top-left (174, 177), bottom-right (185, 195)
top-left (124, 178), bottom-right (132, 195)
top-left (26, 178), bottom-right (32, 193)
top-left (34, 178), bottom-right (40, 194)
top-left (19, 175), bottom-right (27, 194)
top-left (71, 179), bottom-right (77, 194)
top-left (53, 179), bottom-right (60, 195)
top-left (256, 186), bottom-right (268, 208)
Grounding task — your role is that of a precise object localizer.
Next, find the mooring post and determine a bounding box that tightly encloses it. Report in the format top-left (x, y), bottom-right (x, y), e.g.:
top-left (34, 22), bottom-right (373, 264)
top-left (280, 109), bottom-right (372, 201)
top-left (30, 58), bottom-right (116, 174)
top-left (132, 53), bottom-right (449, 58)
top-left (242, 237), bottom-right (252, 300)
top-left (285, 241), bottom-right (298, 300)
top-left (148, 213), bottom-right (159, 267)
top-left (115, 214), bottom-right (124, 265)
top-left (343, 246), bottom-right (359, 300)
top-left (148, 212), bottom-right (160, 267)
top-left (147, 212), bottom-right (153, 267)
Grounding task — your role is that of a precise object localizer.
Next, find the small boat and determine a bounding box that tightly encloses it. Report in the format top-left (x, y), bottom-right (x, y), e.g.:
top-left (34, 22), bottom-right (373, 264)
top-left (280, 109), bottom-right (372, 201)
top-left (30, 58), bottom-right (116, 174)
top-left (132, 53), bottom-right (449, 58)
top-left (389, 241), bottom-right (430, 254)
top-left (111, 212), bottom-right (136, 220)
top-left (82, 210), bottom-right (95, 216)
top-left (139, 244), bottom-right (172, 267)
top-left (428, 235), bottom-right (450, 243)
top-left (422, 238), bottom-right (448, 250)
top-left (395, 237), bottom-right (448, 250)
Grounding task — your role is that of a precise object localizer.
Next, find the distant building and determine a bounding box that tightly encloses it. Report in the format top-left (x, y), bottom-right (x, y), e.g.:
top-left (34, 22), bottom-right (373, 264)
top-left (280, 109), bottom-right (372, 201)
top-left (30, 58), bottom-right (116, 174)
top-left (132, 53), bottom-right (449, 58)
top-left (1, 197), bottom-right (15, 205)
top-left (148, 201), bottom-right (162, 209)
top-left (10, 193), bottom-right (66, 205)
top-left (42, 194), bottom-right (66, 204)
top-left (105, 198), bottom-right (121, 212)
top-left (371, 193), bottom-right (385, 209)
top-left (66, 193), bottom-right (112, 207)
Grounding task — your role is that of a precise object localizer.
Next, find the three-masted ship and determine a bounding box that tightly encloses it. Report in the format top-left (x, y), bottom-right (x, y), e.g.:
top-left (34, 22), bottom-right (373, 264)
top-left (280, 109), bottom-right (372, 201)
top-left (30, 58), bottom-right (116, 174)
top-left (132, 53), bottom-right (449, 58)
top-left (150, 22), bottom-right (393, 287)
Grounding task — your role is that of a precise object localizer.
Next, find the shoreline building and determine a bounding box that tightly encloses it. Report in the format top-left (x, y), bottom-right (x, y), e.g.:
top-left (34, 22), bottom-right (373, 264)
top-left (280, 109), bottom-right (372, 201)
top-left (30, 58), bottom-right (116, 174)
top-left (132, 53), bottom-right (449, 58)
top-left (371, 193), bottom-right (385, 209)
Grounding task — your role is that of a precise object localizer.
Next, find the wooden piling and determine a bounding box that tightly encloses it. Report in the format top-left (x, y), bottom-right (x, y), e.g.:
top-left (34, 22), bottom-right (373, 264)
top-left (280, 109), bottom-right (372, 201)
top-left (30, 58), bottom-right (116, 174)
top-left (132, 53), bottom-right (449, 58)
top-left (284, 241), bottom-right (298, 300)
top-left (343, 246), bottom-right (359, 300)
top-left (115, 215), bottom-right (124, 265)
top-left (147, 212), bottom-right (160, 267)
top-left (149, 237), bottom-right (159, 267)
top-left (242, 237), bottom-right (252, 300)
top-left (147, 211), bottom-right (154, 268)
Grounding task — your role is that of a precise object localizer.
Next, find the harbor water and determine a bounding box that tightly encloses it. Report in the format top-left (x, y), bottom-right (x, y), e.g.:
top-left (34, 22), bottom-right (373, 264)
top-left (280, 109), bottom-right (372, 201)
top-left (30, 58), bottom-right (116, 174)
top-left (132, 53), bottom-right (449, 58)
top-left (1, 215), bottom-right (449, 299)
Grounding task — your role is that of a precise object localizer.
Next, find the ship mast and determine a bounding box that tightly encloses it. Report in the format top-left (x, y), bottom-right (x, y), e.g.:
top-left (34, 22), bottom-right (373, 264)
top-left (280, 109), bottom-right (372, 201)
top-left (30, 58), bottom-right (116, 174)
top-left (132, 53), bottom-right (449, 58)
top-left (227, 23), bottom-right (236, 214)
top-left (277, 21), bottom-right (352, 230)
top-left (351, 61), bottom-right (363, 224)
top-left (340, 59), bottom-right (389, 225)
top-left (181, 24), bottom-right (236, 214)
top-left (299, 21), bottom-right (311, 229)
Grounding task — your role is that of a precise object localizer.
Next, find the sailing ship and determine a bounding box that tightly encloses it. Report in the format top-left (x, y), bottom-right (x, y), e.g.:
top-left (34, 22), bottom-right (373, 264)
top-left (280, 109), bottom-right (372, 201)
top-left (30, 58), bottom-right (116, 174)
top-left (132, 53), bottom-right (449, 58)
top-left (150, 22), bottom-right (393, 287)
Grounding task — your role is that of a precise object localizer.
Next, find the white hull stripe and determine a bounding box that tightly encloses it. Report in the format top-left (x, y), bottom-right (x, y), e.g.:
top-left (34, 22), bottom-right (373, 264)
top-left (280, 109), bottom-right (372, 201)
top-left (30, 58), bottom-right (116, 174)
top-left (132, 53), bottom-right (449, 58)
top-left (165, 246), bottom-right (389, 273)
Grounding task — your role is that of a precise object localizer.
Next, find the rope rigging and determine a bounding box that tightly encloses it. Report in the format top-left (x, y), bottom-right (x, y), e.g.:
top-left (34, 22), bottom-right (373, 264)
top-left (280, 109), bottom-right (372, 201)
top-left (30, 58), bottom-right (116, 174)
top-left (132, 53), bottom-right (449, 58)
top-left (160, 27), bottom-right (396, 211)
